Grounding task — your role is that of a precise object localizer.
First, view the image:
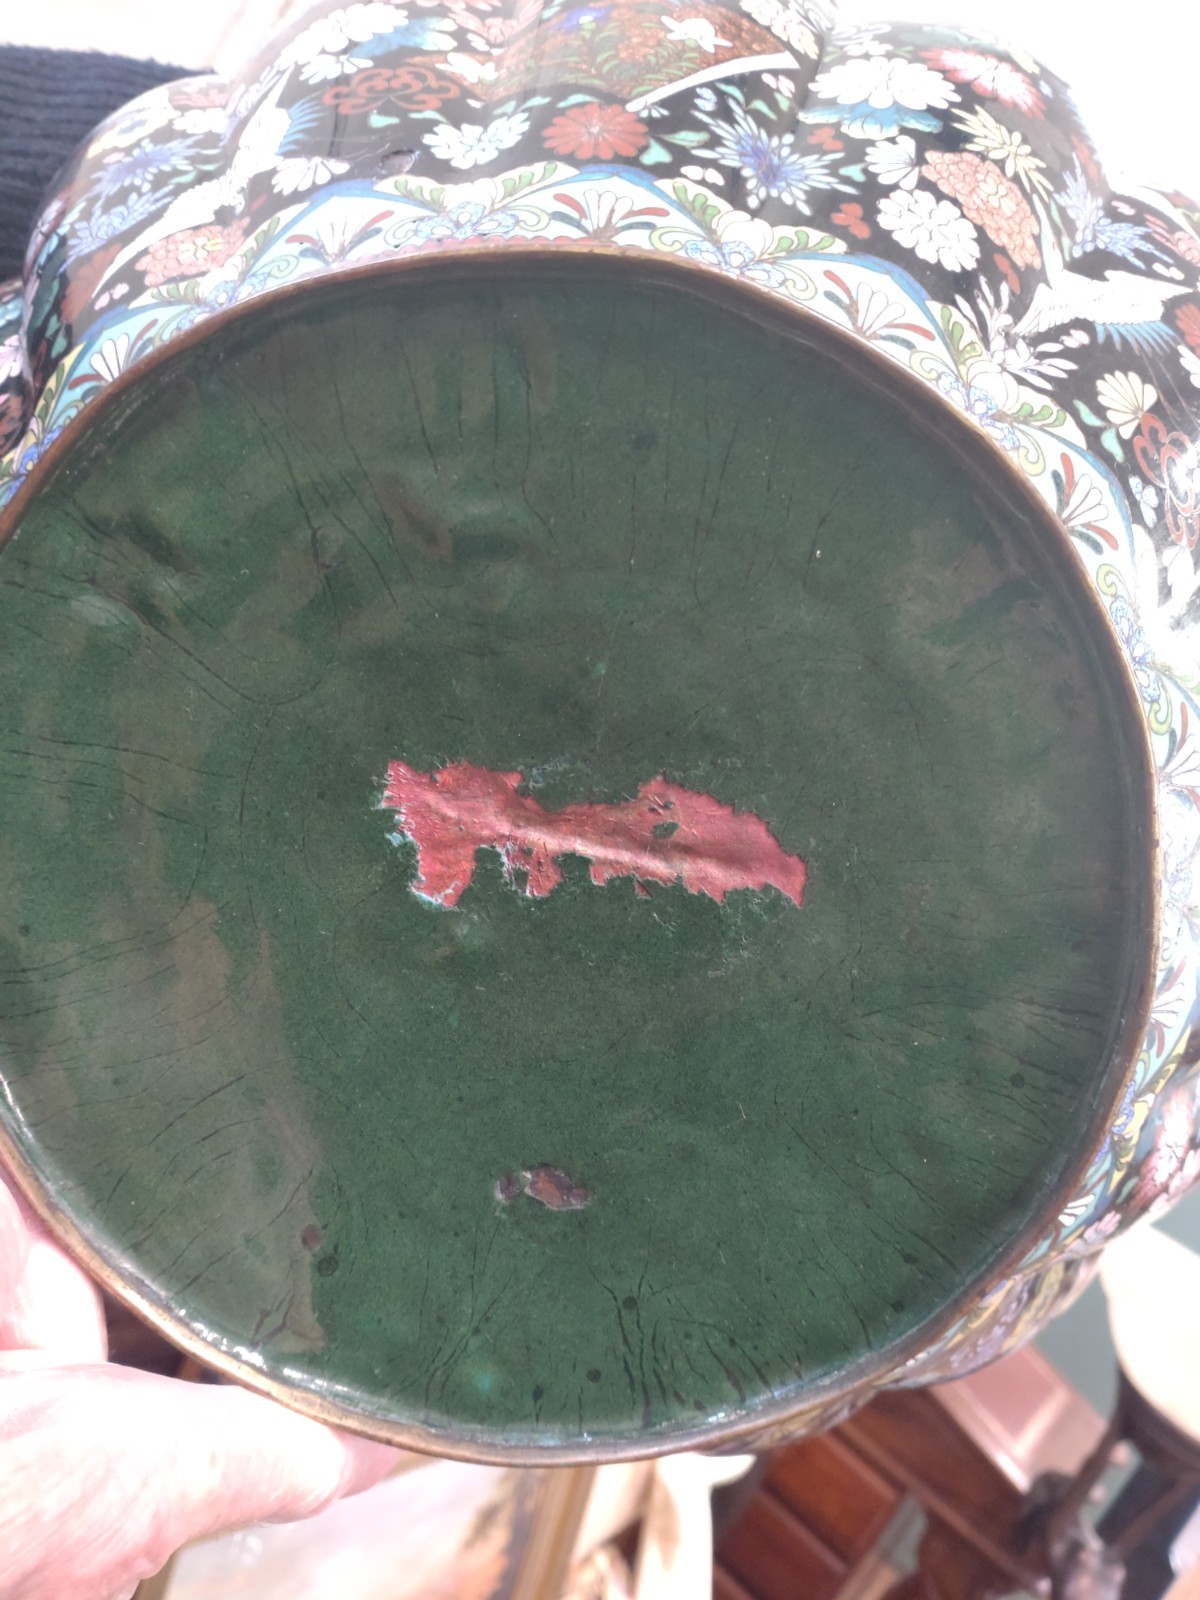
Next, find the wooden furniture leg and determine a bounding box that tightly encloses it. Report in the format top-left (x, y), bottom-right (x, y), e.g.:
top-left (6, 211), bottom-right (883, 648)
top-left (882, 1515), bottom-right (1014, 1600)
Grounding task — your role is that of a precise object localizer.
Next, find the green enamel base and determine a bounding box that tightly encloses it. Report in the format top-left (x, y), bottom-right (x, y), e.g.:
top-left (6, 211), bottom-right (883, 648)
top-left (0, 261), bottom-right (1149, 1452)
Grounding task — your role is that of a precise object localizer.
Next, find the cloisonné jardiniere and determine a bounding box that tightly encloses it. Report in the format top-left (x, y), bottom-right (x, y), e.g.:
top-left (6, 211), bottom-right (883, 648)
top-left (0, 0), bottom-right (1197, 1460)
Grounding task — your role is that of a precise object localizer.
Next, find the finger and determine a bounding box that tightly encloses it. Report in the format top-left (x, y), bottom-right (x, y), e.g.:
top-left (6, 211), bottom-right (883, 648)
top-left (0, 1172), bottom-right (106, 1361)
top-left (0, 1231), bottom-right (107, 1362)
top-left (0, 1176), bottom-right (30, 1313)
top-left (0, 1362), bottom-right (404, 1600)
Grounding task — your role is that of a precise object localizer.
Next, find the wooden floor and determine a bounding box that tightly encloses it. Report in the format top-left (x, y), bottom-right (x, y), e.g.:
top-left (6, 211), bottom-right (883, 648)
top-left (712, 1349), bottom-right (1112, 1600)
top-left (716, 1430), bottom-right (905, 1599)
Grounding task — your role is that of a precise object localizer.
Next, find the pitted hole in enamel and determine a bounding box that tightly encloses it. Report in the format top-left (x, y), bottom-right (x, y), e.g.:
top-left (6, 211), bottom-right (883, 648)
top-left (494, 1166), bottom-right (590, 1209)
top-left (377, 149), bottom-right (416, 175)
top-left (493, 1171), bottom-right (521, 1203)
top-left (521, 1165), bottom-right (591, 1210)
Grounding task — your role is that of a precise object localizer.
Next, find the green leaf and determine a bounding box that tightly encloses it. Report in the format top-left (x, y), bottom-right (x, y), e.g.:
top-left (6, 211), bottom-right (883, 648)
top-left (149, 283), bottom-right (198, 305)
top-left (641, 138), bottom-right (675, 166)
top-left (1014, 400), bottom-right (1062, 428)
top-left (671, 180), bottom-right (719, 228)
top-left (500, 165), bottom-right (550, 199)
top-left (938, 307), bottom-right (983, 363)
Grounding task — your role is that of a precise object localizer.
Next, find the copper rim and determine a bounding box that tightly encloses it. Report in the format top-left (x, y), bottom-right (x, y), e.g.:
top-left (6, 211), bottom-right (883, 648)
top-left (0, 240), bottom-right (1161, 1463)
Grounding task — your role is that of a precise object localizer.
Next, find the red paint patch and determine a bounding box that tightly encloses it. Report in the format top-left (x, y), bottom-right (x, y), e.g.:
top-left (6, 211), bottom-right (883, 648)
top-left (381, 760), bottom-right (807, 909)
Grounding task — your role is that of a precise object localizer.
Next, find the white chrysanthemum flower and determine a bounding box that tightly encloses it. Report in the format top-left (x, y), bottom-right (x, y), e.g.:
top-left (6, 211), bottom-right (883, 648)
top-left (739, 0), bottom-right (818, 56)
top-left (423, 113), bottom-right (529, 170)
top-left (443, 51), bottom-right (496, 84)
top-left (271, 155), bottom-right (352, 195)
top-left (1096, 370), bottom-right (1158, 437)
top-left (280, 3), bottom-right (408, 67)
top-left (812, 55), bottom-right (956, 113)
top-left (865, 134), bottom-right (919, 189)
top-left (89, 335), bottom-right (131, 384)
top-left (299, 53), bottom-right (372, 83)
top-left (172, 107), bottom-right (228, 135)
top-left (876, 187), bottom-right (979, 272)
top-left (846, 282), bottom-right (913, 340)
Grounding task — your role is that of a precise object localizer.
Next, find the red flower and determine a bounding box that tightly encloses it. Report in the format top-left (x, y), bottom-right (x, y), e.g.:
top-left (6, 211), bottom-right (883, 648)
top-left (807, 126), bottom-right (842, 152)
top-left (1071, 134), bottom-right (1102, 186)
top-left (543, 102), bottom-right (648, 161)
top-left (323, 64), bottom-right (460, 113)
top-left (1149, 217), bottom-right (1200, 266)
top-left (1177, 301), bottom-right (1200, 353)
top-left (1135, 413), bottom-right (1200, 549)
top-left (831, 202), bottom-right (870, 239)
top-left (994, 251), bottom-right (1020, 292)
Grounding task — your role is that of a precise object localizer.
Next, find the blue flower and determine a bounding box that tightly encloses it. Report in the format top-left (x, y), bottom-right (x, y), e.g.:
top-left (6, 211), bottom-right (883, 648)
top-left (1109, 594), bottom-right (1163, 706)
top-left (804, 102), bottom-right (943, 140)
top-left (407, 201), bottom-right (523, 243)
top-left (1056, 158), bottom-right (1170, 268)
top-left (15, 423), bottom-right (65, 476)
top-left (802, 55), bottom-right (956, 140)
top-left (66, 191), bottom-right (163, 257)
top-left (696, 101), bottom-right (850, 212)
top-left (86, 138), bottom-right (200, 204)
top-left (1112, 1079), bottom-right (1137, 1140)
top-left (555, 3), bottom-right (610, 28)
top-left (1129, 473), bottom-right (1160, 527)
top-left (172, 276), bottom-right (241, 332)
top-left (934, 370), bottom-right (1020, 453)
top-left (360, 18), bottom-right (459, 52)
top-left (680, 237), bottom-right (786, 286)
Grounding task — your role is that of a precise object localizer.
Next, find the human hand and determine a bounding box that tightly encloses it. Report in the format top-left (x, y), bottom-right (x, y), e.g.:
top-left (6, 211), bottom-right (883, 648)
top-left (0, 1166), bottom-right (403, 1600)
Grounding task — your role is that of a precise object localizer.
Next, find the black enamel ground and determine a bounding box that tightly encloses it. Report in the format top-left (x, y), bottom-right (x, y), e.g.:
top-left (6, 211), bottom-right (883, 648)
top-left (0, 263), bottom-right (1147, 1449)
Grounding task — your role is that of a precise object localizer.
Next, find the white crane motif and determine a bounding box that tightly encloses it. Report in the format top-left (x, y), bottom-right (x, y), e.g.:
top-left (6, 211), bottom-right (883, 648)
top-left (92, 75), bottom-right (295, 294)
top-left (1015, 203), bottom-right (1189, 355)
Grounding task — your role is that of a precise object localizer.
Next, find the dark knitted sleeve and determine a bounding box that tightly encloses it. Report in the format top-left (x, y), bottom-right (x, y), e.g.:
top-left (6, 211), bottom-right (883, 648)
top-left (0, 45), bottom-right (202, 280)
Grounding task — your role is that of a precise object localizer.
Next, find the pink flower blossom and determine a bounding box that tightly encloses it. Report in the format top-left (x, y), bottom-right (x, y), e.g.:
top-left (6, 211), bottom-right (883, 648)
top-left (922, 149), bottom-right (1040, 269)
top-left (134, 221), bottom-right (249, 287)
top-left (922, 47), bottom-right (1045, 117)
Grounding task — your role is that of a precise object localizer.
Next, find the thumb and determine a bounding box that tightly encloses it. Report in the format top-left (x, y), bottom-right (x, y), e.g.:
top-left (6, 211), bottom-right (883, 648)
top-left (0, 1362), bottom-right (404, 1600)
top-left (0, 1171), bottom-right (105, 1362)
